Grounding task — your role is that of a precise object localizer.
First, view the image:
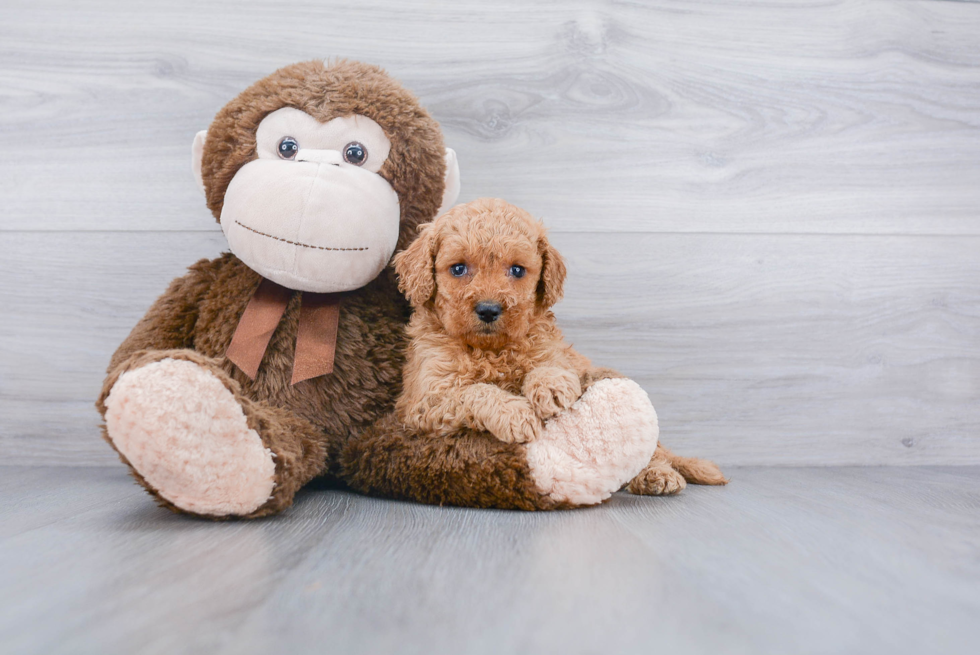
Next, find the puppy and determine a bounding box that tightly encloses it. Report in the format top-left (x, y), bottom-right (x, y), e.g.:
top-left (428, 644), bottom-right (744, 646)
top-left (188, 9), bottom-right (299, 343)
top-left (393, 198), bottom-right (726, 495)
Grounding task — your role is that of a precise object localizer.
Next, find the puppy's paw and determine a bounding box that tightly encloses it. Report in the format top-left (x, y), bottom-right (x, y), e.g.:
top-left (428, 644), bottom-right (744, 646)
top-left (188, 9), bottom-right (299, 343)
top-left (626, 463), bottom-right (687, 496)
top-left (490, 398), bottom-right (543, 444)
top-left (523, 367), bottom-right (583, 420)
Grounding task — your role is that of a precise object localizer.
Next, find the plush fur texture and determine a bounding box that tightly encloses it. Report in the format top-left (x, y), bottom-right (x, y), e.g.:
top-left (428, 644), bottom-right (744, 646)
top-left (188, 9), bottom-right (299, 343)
top-left (98, 61), bottom-right (441, 517)
top-left (104, 358), bottom-right (276, 516)
top-left (340, 413), bottom-right (572, 511)
top-left (96, 61), bottom-right (722, 519)
top-left (525, 378), bottom-right (658, 505)
top-left (339, 376), bottom-right (657, 510)
top-left (96, 254), bottom-right (410, 517)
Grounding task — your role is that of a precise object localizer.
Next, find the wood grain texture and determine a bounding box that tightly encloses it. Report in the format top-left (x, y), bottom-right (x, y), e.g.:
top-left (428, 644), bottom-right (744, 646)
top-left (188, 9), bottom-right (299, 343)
top-left (2, 232), bottom-right (977, 466)
top-left (1, 0), bottom-right (979, 466)
top-left (0, 0), bottom-right (978, 233)
top-left (1, 466), bottom-right (978, 654)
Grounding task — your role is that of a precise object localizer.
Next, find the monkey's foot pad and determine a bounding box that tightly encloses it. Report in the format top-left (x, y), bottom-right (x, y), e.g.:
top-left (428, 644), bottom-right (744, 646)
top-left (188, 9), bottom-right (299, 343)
top-left (526, 378), bottom-right (659, 506)
top-left (104, 358), bottom-right (276, 517)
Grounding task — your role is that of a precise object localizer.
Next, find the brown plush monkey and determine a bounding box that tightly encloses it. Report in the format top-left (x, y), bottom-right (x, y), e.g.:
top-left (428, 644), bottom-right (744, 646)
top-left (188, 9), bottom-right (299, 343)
top-left (96, 60), bottom-right (717, 519)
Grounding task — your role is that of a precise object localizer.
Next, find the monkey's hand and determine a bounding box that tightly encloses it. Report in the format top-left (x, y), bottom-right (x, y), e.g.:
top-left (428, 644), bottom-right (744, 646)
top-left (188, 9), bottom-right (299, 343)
top-left (523, 366), bottom-right (583, 420)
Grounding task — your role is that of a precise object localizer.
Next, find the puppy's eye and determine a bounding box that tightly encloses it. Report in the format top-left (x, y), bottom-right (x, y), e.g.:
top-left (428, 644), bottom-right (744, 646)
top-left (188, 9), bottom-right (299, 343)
top-left (509, 265), bottom-right (526, 279)
top-left (343, 142), bottom-right (368, 166)
top-left (278, 136), bottom-right (299, 160)
top-left (450, 263), bottom-right (468, 277)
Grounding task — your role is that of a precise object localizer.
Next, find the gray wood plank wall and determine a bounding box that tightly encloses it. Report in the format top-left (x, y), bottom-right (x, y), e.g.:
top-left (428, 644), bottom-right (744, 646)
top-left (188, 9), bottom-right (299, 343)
top-left (1, 0), bottom-right (978, 466)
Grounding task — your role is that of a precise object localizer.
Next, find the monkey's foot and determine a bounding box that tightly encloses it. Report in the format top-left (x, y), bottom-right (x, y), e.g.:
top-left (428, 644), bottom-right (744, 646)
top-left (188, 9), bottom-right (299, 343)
top-left (104, 358), bottom-right (276, 517)
top-left (526, 378), bottom-right (659, 506)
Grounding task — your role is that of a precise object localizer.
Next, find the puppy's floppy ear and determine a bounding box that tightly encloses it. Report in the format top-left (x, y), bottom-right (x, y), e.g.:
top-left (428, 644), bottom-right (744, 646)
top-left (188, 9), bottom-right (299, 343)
top-left (394, 224), bottom-right (438, 307)
top-left (536, 236), bottom-right (567, 308)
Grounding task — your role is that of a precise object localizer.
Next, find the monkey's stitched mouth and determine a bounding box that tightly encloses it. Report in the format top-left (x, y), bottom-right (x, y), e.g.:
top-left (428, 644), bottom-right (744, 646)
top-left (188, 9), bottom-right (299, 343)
top-left (234, 221), bottom-right (368, 252)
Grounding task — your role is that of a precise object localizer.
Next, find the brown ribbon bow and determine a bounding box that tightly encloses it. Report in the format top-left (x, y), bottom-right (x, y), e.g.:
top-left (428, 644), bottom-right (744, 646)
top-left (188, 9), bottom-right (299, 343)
top-left (226, 278), bottom-right (341, 385)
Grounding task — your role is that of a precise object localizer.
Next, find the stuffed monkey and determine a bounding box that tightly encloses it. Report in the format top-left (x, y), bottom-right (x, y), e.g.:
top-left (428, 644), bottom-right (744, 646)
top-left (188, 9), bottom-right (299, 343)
top-left (96, 60), bottom-right (720, 519)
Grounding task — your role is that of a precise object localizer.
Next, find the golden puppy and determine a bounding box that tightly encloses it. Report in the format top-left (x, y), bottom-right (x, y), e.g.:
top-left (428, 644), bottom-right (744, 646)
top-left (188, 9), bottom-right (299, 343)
top-left (393, 198), bottom-right (726, 495)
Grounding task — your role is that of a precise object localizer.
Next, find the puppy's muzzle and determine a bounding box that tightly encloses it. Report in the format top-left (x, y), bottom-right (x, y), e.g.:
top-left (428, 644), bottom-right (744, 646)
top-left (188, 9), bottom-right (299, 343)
top-left (475, 301), bottom-right (502, 324)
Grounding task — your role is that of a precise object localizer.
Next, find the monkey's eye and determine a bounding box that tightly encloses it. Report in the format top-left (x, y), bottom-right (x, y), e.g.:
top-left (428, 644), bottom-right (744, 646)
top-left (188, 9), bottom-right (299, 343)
top-left (509, 265), bottom-right (526, 279)
top-left (277, 137), bottom-right (299, 160)
top-left (344, 142), bottom-right (368, 166)
top-left (450, 263), bottom-right (468, 277)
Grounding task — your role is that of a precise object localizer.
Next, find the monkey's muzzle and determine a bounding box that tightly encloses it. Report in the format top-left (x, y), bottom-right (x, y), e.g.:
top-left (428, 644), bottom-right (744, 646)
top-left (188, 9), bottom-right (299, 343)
top-left (220, 156), bottom-right (400, 293)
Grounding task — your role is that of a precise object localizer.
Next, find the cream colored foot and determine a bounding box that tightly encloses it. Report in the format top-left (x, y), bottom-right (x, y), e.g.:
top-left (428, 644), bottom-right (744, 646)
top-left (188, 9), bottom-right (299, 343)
top-left (525, 378), bottom-right (659, 506)
top-left (104, 358), bottom-right (276, 517)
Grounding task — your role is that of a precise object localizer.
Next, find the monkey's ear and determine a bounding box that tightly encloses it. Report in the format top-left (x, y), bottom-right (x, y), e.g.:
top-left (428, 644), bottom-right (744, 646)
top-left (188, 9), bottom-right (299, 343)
top-left (436, 148), bottom-right (460, 217)
top-left (537, 237), bottom-right (567, 308)
top-left (394, 224), bottom-right (438, 308)
top-left (191, 130), bottom-right (207, 195)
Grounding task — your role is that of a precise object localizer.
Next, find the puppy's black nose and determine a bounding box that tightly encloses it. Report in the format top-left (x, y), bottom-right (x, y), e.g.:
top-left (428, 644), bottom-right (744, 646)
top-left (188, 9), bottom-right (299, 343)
top-left (475, 301), bottom-right (502, 323)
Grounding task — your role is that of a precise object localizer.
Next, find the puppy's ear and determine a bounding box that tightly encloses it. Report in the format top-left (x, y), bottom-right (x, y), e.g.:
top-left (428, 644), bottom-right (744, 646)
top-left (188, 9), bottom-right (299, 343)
top-left (536, 236), bottom-right (567, 308)
top-left (394, 224), bottom-right (438, 307)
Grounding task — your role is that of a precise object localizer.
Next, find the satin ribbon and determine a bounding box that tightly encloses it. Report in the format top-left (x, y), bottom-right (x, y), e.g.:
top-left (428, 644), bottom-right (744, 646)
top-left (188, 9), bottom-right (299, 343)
top-left (226, 278), bottom-right (341, 385)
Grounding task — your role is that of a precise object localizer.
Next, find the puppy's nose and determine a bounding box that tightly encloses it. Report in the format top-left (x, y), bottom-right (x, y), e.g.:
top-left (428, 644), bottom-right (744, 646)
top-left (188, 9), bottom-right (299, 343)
top-left (475, 301), bottom-right (502, 324)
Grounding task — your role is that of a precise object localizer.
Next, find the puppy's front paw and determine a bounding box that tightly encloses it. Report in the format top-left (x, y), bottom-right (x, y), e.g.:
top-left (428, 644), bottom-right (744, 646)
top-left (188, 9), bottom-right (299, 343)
top-left (523, 367), bottom-right (583, 420)
top-left (490, 398), bottom-right (543, 444)
top-left (626, 463), bottom-right (686, 496)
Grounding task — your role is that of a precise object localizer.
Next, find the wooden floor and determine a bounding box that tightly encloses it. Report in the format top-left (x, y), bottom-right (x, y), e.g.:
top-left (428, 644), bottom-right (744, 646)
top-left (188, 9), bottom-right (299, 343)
top-left (1, 466), bottom-right (977, 655)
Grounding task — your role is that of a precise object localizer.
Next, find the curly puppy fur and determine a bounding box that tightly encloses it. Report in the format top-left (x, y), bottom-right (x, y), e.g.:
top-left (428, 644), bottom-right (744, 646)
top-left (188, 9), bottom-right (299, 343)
top-left (393, 198), bottom-right (727, 495)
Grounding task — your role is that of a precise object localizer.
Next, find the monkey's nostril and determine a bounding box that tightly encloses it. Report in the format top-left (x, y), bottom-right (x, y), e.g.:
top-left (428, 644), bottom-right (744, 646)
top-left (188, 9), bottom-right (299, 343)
top-left (475, 301), bottom-right (502, 323)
